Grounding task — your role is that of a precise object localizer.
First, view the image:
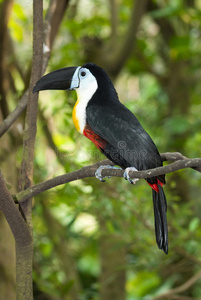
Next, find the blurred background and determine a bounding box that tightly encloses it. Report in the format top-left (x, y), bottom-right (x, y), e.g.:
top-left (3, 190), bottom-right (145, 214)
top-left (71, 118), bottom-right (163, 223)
top-left (1, 0), bottom-right (201, 299)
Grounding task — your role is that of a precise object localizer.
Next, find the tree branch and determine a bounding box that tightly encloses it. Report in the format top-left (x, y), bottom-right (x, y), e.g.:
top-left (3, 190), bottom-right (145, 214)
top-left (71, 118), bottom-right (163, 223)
top-left (42, 0), bottom-right (58, 74)
top-left (15, 152), bottom-right (201, 204)
top-left (0, 0), bottom-right (70, 138)
top-left (0, 2), bottom-right (72, 299)
top-left (171, 297), bottom-right (201, 300)
top-left (147, 0), bottom-right (175, 45)
top-left (49, 0), bottom-right (70, 48)
top-left (0, 90), bottom-right (28, 137)
top-left (0, 171), bottom-right (32, 246)
top-left (109, 0), bottom-right (118, 42)
top-left (43, 0), bottom-right (70, 73)
top-left (15, 2), bottom-right (43, 299)
top-left (18, 0), bottom-right (43, 220)
top-left (109, 0), bottom-right (148, 76)
top-left (152, 270), bottom-right (201, 300)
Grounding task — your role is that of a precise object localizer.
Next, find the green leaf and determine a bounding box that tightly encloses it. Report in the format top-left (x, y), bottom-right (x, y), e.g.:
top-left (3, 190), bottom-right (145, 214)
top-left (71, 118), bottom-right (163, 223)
top-left (150, 2), bottom-right (181, 19)
top-left (127, 270), bottom-right (161, 297)
top-left (189, 217), bottom-right (200, 232)
top-left (169, 36), bottom-right (191, 59)
top-left (164, 115), bottom-right (190, 135)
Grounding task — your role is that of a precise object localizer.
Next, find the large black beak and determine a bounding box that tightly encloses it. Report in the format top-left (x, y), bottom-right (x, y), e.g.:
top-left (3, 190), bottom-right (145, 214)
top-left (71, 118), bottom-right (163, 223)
top-left (33, 66), bottom-right (80, 93)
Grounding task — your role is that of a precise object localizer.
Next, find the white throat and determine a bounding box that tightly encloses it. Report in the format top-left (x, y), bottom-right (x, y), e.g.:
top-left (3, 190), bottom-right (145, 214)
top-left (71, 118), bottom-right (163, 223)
top-left (73, 71), bottom-right (98, 134)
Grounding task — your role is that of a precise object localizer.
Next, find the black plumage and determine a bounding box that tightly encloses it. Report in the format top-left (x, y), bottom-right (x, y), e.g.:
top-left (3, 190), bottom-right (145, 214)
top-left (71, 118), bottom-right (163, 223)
top-left (84, 63), bottom-right (168, 253)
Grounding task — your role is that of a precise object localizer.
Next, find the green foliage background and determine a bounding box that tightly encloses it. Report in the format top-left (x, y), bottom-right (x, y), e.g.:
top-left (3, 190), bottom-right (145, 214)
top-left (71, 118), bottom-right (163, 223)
top-left (2, 0), bottom-right (201, 299)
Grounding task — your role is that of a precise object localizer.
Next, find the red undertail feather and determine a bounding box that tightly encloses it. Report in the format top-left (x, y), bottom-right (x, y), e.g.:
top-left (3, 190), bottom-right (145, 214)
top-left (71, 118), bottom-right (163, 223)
top-left (148, 179), bottom-right (164, 193)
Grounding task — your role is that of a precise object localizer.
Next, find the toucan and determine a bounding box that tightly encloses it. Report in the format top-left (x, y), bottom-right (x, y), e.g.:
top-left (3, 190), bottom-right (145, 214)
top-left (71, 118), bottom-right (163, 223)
top-left (33, 63), bottom-right (168, 254)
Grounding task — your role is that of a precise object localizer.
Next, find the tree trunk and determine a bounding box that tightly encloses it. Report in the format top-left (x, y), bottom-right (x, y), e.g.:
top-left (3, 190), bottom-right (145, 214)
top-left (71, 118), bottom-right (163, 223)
top-left (0, 212), bottom-right (16, 300)
top-left (0, 112), bottom-right (17, 300)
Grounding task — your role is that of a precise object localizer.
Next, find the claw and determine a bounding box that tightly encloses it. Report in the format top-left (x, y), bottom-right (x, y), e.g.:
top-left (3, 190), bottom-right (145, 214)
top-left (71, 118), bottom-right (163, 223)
top-left (95, 165), bottom-right (122, 182)
top-left (123, 167), bottom-right (139, 184)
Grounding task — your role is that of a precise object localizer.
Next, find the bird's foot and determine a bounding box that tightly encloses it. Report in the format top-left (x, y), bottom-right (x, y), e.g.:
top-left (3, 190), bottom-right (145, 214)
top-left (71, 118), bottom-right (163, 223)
top-left (123, 167), bottom-right (139, 184)
top-left (95, 165), bottom-right (122, 182)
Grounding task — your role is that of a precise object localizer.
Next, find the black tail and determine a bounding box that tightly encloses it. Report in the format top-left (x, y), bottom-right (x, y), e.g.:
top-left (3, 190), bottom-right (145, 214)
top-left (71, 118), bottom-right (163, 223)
top-left (152, 184), bottom-right (168, 254)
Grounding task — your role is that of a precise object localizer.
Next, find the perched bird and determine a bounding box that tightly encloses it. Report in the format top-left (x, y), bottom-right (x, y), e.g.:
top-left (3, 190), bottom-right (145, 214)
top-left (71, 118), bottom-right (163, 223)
top-left (33, 63), bottom-right (168, 254)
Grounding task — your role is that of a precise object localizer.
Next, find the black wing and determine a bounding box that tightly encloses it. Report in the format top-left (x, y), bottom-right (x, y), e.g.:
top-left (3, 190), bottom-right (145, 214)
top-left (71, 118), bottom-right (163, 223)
top-left (86, 101), bottom-right (168, 253)
top-left (86, 102), bottom-right (163, 172)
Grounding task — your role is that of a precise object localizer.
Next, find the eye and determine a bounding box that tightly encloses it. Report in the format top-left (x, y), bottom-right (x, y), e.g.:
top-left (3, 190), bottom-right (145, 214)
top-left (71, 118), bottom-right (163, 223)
top-left (80, 71), bottom-right (86, 77)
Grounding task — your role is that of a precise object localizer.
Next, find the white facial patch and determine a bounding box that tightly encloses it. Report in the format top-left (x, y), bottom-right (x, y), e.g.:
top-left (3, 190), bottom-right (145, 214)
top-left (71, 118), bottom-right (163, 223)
top-left (73, 68), bottom-right (98, 134)
top-left (70, 66), bottom-right (81, 89)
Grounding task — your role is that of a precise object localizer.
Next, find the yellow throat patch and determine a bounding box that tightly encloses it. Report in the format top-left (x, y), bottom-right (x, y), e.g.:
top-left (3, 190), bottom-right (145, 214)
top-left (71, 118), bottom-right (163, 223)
top-left (72, 99), bottom-right (81, 133)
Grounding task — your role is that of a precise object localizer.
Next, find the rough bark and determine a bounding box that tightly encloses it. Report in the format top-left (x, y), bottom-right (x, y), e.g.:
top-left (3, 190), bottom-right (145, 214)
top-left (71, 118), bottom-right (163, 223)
top-left (0, 92), bottom-right (17, 300)
top-left (0, 211), bottom-right (16, 300)
top-left (0, 171), bottom-right (32, 300)
top-left (16, 1), bottom-right (43, 299)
